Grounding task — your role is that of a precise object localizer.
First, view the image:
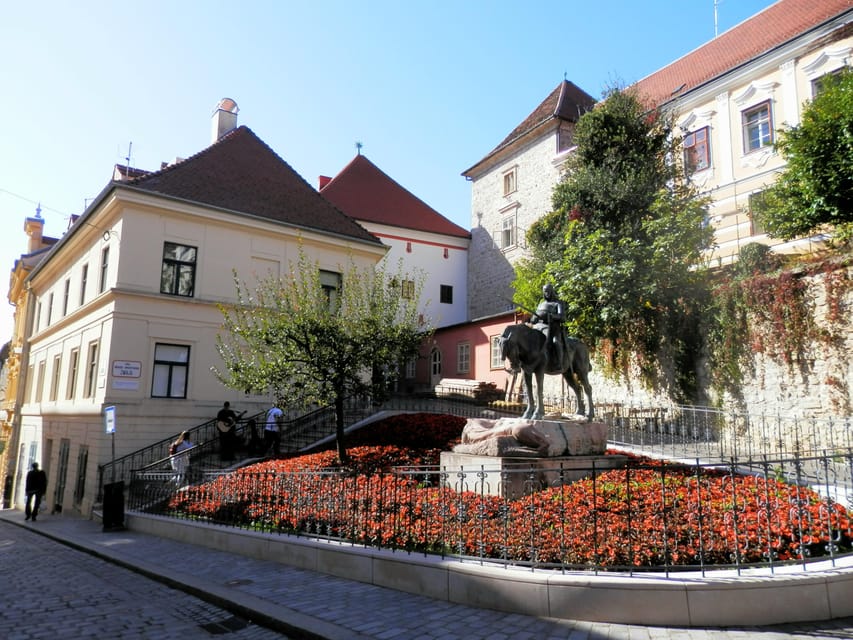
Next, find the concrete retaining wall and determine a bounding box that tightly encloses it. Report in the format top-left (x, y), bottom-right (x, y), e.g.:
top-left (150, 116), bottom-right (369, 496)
top-left (128, 512), bottom-right (853, 627)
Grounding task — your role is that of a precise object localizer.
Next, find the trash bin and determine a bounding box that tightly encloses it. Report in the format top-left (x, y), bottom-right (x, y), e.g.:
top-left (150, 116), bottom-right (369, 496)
top-left (102, 481), bottom-right (125, 531)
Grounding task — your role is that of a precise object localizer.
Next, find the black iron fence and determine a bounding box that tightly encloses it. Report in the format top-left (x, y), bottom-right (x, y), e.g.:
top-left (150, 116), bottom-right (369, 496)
top-left (128, 448), bottom-right (853, 575)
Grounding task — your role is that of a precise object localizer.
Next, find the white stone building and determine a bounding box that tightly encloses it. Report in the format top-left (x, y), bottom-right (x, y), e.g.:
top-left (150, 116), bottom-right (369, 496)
top-left (10, 101), bottom-right (386, 515)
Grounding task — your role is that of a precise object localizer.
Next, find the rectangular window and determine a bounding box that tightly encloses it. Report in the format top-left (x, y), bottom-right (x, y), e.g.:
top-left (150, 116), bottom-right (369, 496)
top-left (73, 445), bottom-right (88, 505)
top-left (151, 343), bottom-right (189, 399)
top-left (99, 247), bottom-right (109, 294)
top-left (742, 102), bottom-right (773, 152)
top-left (25, 364), bottom-right (34, 403)
top-left (491, 335), bottom-right (504, 370)
top-left (319, 270), bottom-right (342, 311)
top-left (748, 191), bottom-right (768, 236)
top-left (401, 279), bottom-right (415, 300)
top-left (812, 69), bottom-right (844, 97)
top-left (502, 168), bottom-right (517, 196)
top-left (80, 264), bottom-right (88, 306)
top-left (684, 126), bottom-right (710, 173)
top-left (456, 343), bottom-right (470, 374)
top-left (53, 439), bottom-right (70, 509)
top-left (501, 216), bottom-right (515, 249)
top-left (47, 293), bottom-right (53, 325)
top-left (49, 354), bottom-right (61, 402)
top-left (66, 348), bottom-right (79, 400)
top-left (83, 341), bottom-right (99, 398)
top-left (405, 357), bottom-right (416, 379)
top-left (160, 242), bottom-right (197, 297)
top-left (440, 284), bottom-right (453, 304)
top-left (62, 279), bottom-right (70, 316)
top-left (35, 302), bottom-right (41, 332)
top-left (35, 360), bottom-right (46, 403)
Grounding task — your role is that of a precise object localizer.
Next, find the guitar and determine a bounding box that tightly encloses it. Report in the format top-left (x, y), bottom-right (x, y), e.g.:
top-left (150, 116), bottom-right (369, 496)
top-left (216, 410), bottom-right (247, 433)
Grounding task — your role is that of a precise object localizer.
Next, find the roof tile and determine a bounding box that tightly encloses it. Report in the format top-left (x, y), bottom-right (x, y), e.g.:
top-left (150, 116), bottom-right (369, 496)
top-left (127, 126), bottom-right (380, 245)
top-left (634, 0), bottom-right (852, 106)
top-left (321, 155), bottom-right (470, 239)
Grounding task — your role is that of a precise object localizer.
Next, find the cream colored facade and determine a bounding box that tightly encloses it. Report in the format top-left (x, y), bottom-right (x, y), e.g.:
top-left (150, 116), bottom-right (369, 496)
top-left (665, 19), bottom-right (852, 266)
top-left (13, 171), bottom-right (385, 516)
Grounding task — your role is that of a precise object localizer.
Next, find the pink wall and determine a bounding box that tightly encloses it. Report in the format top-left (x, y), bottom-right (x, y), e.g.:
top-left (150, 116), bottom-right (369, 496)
top-left (413, 311), bottom-right (521, 390)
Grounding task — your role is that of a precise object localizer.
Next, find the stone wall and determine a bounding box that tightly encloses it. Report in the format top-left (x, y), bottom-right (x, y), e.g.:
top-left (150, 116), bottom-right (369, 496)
top-left (537, 263), bottom-right (853, 443)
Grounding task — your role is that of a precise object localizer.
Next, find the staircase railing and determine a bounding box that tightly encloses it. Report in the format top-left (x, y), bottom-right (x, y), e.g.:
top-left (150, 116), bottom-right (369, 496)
top-left (96, 410), bottom-right (267, 502)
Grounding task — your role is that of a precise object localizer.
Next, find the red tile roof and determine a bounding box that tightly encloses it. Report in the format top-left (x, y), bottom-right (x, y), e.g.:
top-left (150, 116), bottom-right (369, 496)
top-left (634, 0), bottom-right (852, 106)
top-left (463, 80), bottom-right (596, 176)
top-left (126, 126), bottom-right (380, 245)
top-left (320, 154), bottom-right (470, 239)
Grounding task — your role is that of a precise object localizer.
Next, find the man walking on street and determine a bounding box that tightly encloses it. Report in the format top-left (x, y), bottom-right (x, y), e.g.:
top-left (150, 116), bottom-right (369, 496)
top-left (24, 462), bottom-right (47, 521)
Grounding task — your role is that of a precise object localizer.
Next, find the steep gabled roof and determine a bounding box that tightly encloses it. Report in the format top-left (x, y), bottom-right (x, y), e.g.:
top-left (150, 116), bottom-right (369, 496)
top-left (462, 79), bottom-right (596, 176)
top-left (634, 0), bottom-right (852, 107)
top-left (320, 154), bottom-right (470, 239)
top-left (126, 126), bottom-right (380, 245)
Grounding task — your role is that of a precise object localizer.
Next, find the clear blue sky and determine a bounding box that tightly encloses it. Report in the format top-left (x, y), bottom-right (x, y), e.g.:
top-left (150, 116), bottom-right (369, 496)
top-left (0, 0), bottom-right (777, 339)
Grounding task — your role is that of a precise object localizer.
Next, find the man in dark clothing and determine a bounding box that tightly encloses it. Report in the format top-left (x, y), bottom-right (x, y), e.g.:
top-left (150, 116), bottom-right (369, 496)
top-left (24, 462), bottom-right (47, 521)
top-left (216, 401), bottom-right (239, 462)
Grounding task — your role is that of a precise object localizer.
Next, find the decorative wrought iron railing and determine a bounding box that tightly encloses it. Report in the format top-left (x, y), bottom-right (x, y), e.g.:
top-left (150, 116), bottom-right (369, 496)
top-left (128, 449), bottom-right (853, 575)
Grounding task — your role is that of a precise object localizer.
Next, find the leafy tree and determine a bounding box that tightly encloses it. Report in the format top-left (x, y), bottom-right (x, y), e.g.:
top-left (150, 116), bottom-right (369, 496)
top-left (515, 88), bottom-right (713, 398)
top-left (756, 69), bottom-right (853, 242)
top-left (213, 250), bottom-right (430, 463)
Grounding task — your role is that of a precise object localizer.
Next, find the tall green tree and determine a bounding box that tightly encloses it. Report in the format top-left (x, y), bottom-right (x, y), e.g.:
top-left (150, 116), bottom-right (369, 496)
top-left (515, 88), bottom-right (713, 397)
top-left (755, 68), bottom-right (853, 243)
top-left (213, 250), bottom-right (430, 463)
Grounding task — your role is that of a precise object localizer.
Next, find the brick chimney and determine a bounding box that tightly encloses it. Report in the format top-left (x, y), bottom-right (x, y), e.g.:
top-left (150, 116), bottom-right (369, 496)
top-left (318, 175), bottom-right (332, 190)
top-left (211, 98), bottom-right (239, 143)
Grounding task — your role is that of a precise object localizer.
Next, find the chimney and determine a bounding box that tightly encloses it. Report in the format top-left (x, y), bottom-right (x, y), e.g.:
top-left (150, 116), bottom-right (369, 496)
top-left (318, 175), bottom-right (332, 190)
top-left (25, 207), bottom-right (44, 254)
top-left (211, 98), bottom-right (239, 143)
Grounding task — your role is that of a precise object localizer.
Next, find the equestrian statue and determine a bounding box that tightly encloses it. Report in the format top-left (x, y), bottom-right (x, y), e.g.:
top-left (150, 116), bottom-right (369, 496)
top-left (500, 283), bottom-right (593, 421)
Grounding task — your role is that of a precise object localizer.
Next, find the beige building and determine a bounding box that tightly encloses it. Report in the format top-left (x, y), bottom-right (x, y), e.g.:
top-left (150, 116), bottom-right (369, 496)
top-left (8, 101), bottom-right (385, 515)
top-left (634, 0), bottom-right (852, 267)
top-left (2, 214), bottom-right (58, 506)
top-left (464, 0), bottom-right (851, 319)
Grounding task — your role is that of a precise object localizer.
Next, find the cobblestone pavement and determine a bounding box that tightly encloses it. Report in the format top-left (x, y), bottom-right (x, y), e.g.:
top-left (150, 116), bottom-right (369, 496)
top-left (0, 518), bottom-right (289, 640)
top-left (3, 510), bottom-right (853, 639)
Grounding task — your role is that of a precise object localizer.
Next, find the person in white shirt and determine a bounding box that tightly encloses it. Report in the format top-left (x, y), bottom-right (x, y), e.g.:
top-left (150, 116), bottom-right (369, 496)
top-left (170, 431), bottom-right (194, 485)
top-left (264, 405), bottom-right (283, 456)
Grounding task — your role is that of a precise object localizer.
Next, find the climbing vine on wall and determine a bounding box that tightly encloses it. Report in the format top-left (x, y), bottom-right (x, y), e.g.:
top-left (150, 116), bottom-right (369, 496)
top-left (707, 248), bottom-right (852, 400)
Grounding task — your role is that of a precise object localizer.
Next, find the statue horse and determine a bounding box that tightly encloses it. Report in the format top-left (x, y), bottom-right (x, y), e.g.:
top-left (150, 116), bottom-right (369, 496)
top-left (500, 323), bottom-right (594, 421)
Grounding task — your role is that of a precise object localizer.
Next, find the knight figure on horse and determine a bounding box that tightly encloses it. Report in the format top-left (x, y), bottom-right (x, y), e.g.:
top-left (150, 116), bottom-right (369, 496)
top-left (530, 283), bottom-right (568, 373)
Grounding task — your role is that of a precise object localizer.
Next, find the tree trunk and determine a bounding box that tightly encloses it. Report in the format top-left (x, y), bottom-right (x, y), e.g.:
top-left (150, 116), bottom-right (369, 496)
top-left (334, 393), bottom-right (348, 464)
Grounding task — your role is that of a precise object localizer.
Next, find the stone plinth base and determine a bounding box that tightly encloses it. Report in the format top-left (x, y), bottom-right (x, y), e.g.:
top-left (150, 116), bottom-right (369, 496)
top-left (454, 417), bottom-right (608, 457)
top-left (440, 451), bottom-right (628, 499)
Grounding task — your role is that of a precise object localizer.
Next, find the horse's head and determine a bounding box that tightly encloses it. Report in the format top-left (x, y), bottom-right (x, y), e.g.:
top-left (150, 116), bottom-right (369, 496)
top-left (500, 325), bottom-right (521, 374)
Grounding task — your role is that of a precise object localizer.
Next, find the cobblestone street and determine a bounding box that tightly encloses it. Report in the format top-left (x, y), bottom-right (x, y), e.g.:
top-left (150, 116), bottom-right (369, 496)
top-left (0, 520), bottom-right (288, 639)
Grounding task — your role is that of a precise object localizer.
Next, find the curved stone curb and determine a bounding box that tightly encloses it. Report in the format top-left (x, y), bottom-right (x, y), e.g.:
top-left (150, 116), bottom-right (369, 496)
top-left (129, 512), bottom-right (853, 627)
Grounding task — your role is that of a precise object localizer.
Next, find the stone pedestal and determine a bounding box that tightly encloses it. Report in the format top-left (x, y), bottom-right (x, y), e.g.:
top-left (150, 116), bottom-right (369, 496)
top-left (441, 417), bottom-right (626, 499)
top-left (440, 451), bottom-right (628, 499)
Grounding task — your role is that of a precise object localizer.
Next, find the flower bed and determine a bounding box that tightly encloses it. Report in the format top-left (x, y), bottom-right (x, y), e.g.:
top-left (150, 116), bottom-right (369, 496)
top-left (164, 412), bottom-right (853, 569)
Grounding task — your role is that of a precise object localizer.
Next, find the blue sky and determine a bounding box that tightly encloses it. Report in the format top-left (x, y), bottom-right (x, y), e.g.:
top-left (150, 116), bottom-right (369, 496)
top-left (0, 0), bottom-right (777, 339)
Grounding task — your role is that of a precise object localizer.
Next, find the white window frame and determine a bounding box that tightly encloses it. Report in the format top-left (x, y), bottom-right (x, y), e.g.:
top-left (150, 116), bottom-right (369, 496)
top-left (502, 167), bottom-right (517, 196)
top-left (742, 101), bottom-right (773, 153)
top-left (456, 342), bottom-right (470, 375)
top-left (490, 335), bottom-right (504, 370)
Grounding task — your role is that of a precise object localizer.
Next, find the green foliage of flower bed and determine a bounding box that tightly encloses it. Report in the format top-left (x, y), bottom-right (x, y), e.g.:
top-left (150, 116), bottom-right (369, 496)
top-left (167, 413), bottom-right (853, 568)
